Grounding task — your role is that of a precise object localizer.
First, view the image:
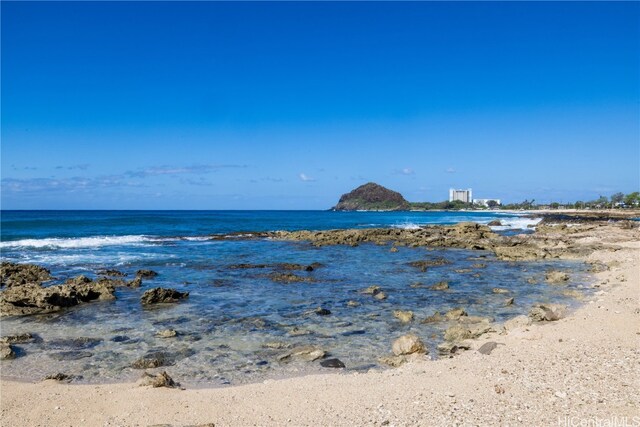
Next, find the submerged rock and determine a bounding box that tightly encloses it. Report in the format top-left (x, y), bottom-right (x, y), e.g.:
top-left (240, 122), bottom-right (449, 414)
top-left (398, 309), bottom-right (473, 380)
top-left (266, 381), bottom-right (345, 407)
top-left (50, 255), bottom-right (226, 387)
top-left (156, 329), bottom-right (178, 338)
top-left (422, 311), bottom-right (444, 324)
top-left (373, 291), bottom-right (387, 301)
top-left (268, 272), bottom-right (312, 283)
top-left (545, 271), bottom-right (570, 284)
top-left (361, 285), bottom-right (382, 295)
top-left (492, 287), bottom-right (509, 294)
top-left (47, 337), bottom-right (102, 350)
top-left (136, 269), bottom-right (158, 279)
top-left (140, 288), bottom-right (189, 305)
top-left (315, 307), bottom-right (331, 316)
top-left (393, 310), bottom-right (414, 323)
top-left (0, 343), bottom-right (16, 360)
top-left (320, 358), bottom-right (345, 368)
top-left (138, 371), bottom-right (178, 388)
top-left (430, 281), bottom-right (449, 291)
top-left (504, 297), bottom-right (515, 306)
top-left (444, 307), bottom-right (467, 320)
top-left (407, 258), bottom-right (451, 272)
top-left (48, 351), bottom-right (93, 361)
top-left (392, 334), bottom-right (427, 356)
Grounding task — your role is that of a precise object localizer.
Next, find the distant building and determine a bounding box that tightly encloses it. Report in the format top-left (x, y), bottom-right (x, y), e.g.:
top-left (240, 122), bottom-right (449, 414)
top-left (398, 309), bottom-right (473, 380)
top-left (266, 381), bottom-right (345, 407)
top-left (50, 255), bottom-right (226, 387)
top-left (449, 188), bottom-right (472, 203)
top-left (473, 198), bottom-right (501, 207)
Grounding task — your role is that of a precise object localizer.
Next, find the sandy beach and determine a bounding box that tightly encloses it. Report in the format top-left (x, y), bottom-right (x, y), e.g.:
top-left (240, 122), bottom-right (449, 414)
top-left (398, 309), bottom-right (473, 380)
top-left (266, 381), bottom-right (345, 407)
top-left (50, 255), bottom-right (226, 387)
top-left (1, 218), bottom-right (638, 427)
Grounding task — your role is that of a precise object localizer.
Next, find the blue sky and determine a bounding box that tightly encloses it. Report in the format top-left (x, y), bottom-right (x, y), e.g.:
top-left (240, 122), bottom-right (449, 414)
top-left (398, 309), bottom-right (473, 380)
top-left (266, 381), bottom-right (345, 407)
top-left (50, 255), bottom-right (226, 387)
top-left (2, 2), bottom-right (638, 209)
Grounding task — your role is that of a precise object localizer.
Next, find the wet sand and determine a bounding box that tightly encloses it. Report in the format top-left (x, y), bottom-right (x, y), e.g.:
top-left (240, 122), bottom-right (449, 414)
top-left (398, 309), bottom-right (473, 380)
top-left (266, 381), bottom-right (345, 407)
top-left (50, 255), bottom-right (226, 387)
top-left (1, 220), bottom-right (638, 426)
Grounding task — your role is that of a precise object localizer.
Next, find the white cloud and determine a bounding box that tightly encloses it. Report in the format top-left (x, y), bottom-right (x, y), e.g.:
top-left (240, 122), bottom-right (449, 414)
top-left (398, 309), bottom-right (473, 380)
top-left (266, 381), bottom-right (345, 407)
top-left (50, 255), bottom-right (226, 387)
top-left (393, 167), bottom-right (415, 176)
top-left (446, 167), bottom-right (456, 173)
top-left (299, 173), bottom-right (316, 182)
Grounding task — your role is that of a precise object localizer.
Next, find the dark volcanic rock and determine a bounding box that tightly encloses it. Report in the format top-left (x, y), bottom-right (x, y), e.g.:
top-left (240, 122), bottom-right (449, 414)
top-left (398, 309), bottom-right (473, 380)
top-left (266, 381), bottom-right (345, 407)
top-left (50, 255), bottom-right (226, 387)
top-left (333, 182), bottom-right (410, 211)
top-left (136, 269), bottom-right (158, 279)
top-left (0, 333), bottom-right (36, 344)
top-left (315, 307), bottom-right (331, 316)
top-left (140, 288), bottom-right (189, 305)
top-left (97, 269), bottom-right (126, 278)
top-left (320, 358), bottom-right (346, 368)
top-left (0, 262), bottom-right (52, 288)
top-left (0, 276), bottom-right (116, 317)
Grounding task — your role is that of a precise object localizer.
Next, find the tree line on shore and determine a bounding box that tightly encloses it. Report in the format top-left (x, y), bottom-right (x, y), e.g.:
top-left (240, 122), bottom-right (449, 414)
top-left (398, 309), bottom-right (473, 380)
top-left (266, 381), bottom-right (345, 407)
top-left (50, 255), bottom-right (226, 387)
top-left (409, 191), bottom-right (640, 211)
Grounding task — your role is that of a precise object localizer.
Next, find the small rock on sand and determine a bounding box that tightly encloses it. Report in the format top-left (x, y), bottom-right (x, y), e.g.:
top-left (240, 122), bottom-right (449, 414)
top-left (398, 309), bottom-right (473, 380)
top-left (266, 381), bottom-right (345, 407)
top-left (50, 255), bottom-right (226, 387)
top-left (392, 334), bottom-right (427, 356)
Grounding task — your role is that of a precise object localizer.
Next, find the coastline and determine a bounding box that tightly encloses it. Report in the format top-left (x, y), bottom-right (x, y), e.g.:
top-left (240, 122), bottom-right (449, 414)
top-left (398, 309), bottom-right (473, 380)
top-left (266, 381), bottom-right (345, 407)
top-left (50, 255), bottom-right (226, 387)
top-left (1, 219), bottom-right (638, 426)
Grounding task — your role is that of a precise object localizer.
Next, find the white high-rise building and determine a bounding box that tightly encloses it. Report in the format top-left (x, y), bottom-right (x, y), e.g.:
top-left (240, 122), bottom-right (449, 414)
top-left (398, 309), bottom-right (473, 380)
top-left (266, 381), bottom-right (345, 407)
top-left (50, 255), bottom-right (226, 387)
top-left (449, 188), bottom-right (472, 203)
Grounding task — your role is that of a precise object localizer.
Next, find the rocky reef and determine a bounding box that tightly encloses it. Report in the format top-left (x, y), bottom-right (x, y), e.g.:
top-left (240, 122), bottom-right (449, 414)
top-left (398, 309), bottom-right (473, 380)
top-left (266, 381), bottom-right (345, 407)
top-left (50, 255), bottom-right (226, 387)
top-left (332, 182), bottom-right (410, 211)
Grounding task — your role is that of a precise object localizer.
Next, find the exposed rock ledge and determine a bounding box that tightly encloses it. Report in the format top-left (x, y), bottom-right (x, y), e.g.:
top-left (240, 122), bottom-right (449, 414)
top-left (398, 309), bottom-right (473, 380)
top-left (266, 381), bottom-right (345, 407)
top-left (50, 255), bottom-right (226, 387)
top-left (270, 221), bottom-right (604, 261)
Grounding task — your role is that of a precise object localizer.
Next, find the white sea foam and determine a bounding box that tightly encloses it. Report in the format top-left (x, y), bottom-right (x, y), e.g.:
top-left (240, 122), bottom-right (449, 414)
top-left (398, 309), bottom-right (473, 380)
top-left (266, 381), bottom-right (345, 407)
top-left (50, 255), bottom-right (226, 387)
top-left (488, 217), bottom-right (542, 231)
top-left (392, 222), bottom-right (423, 230)
top-left (0, 235), bottom-right (155, 249)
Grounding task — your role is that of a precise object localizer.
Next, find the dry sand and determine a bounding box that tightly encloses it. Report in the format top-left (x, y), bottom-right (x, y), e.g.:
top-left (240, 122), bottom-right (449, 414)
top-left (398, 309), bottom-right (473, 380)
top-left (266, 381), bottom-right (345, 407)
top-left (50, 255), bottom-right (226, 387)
top-left (1, 223), bottom-right (638, 427)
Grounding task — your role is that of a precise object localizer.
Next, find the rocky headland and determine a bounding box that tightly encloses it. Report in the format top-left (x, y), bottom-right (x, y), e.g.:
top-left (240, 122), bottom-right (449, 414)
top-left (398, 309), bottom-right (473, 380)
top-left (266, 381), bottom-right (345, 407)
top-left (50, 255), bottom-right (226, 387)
top-left (332, 182), bottom-right (410, 211)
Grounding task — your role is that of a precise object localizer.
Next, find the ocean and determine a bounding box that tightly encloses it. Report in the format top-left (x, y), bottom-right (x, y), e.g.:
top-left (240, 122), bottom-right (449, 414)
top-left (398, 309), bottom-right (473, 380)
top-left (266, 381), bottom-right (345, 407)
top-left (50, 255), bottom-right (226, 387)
top-left (0, 210), bottom-right (591, 385)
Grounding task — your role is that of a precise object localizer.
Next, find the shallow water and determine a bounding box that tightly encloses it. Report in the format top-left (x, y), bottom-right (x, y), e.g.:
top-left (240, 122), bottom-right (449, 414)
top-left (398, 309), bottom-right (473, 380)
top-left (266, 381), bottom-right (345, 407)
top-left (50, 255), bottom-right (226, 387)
top-left (0, 211), bottom-right (590, 386)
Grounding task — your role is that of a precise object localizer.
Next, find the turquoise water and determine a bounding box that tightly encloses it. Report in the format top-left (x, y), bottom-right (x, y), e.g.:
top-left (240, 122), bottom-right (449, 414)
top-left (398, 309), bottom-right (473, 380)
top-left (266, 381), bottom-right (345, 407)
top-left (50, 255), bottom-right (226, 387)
top-left (0, 211), bottom-right (590, 385)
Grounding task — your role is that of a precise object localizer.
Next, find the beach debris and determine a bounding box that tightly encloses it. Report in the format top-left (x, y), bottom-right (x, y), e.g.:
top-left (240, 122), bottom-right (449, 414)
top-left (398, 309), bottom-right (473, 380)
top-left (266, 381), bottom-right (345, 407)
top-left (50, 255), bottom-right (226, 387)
top-left (430, 281), bottom-right (449, 291)
top-left (392, 334), bottom-right (427, 356)
top-left (320, 358), bottom-right (345, 368)
top-left (141, 288), bottom-right (189, 305)
top-left (138, 371), bottom-right (178, 388)
top-left (529, 303), bottom-right (567, 322)
top-left (393, 310), bottom-right (414, 323)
